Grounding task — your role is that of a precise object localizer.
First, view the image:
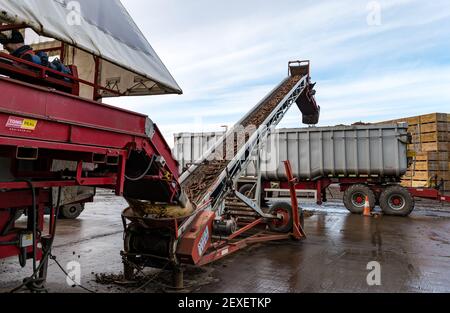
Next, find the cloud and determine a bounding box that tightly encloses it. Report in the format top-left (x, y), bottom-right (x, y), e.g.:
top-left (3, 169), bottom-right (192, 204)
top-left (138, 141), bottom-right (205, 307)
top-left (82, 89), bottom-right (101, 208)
top-left (109, 0), bottom-right (450, 146)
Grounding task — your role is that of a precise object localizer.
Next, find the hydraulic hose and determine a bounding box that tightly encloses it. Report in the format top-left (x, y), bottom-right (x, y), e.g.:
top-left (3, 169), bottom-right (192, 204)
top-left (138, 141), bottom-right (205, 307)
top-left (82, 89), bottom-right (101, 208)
top-left (124, 155), bottom-right (155, 182)
top-left (10, 186), bottom-right (62, 293)
top-left (13, 180), bottom-right (38, 277)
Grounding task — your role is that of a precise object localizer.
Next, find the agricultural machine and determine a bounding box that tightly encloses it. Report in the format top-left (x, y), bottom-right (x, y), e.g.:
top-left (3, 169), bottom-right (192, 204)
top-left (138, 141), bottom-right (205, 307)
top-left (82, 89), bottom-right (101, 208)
top-left (0, 1), bottom-right (320, 291)
top-left (121, 61), bottom-right (320, 287)
top-left (0, 0), bottom-right (184, 291)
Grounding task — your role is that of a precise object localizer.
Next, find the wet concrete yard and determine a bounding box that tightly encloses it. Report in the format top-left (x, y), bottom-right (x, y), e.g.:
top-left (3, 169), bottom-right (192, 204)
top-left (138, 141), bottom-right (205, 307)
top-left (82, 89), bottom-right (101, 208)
top-left (1, 190), bottom-right (449, 293)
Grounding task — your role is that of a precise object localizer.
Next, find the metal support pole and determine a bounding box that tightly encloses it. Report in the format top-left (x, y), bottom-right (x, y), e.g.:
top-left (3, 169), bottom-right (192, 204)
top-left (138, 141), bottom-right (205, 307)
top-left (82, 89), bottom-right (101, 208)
top-left (284, 161), bottom-right (306, 239)
top-left (172, 267), bottom-right (184, 290)
top-left (255, 147), bottom-right (263, 207)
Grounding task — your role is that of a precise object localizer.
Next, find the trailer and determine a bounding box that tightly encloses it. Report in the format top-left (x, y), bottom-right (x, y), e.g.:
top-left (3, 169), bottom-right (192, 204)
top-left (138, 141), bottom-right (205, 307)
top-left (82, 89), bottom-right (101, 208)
top-left (174, 126), bottom-right (450, 217)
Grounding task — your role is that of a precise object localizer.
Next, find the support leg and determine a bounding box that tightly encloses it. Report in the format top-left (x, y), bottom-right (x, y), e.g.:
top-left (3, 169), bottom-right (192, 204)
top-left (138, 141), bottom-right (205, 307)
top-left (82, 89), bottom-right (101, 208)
top-left (123, 256), bottom-right (135, 281)
top-left (172, 266), bottom-right (184, 290)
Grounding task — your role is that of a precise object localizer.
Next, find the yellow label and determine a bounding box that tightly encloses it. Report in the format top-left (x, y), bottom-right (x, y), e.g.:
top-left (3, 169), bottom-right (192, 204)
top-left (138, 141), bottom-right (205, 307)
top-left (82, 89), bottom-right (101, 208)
top-left (22, 119), bottom-right (38, 130)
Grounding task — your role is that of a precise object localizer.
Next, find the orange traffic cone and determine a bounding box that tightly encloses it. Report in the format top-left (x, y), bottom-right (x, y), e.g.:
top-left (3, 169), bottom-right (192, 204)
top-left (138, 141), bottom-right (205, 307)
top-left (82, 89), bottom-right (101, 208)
top-left (362, 195), bottom-right (372, 217)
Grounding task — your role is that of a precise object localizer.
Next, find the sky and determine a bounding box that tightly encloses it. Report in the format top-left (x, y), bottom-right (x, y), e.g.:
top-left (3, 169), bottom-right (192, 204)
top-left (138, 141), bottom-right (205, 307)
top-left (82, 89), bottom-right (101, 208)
top-left (105, 0), bottom-right (450, 146)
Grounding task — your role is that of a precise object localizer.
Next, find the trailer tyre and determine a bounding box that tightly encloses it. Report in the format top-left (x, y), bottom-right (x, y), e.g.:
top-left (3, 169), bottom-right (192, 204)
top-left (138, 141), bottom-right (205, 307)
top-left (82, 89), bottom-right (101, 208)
top-left (239, 184), bottom-right (269, 208)
top-left (343, 184), bottom-right (376, 214)
top-left (59, 203), bottom-right (84, 219)
top-left (269, 202), bottom-right (293, 233)
top-left (379, 186), bottom-right (414, 217)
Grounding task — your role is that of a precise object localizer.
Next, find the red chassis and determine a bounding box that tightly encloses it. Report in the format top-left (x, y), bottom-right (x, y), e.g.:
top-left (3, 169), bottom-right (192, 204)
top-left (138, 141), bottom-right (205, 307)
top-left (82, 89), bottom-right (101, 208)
top-left (261, 177), bottom-right (450, 207)
top-left (408, 188), bottom-right (450, 203)
top-left (0, 190), bottom-right (48, 261)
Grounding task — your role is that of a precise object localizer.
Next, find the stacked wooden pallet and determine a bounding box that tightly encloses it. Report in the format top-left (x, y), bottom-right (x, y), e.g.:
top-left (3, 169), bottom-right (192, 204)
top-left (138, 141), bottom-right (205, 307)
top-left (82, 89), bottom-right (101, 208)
top-left (379, 113), bottom-right (449, 194)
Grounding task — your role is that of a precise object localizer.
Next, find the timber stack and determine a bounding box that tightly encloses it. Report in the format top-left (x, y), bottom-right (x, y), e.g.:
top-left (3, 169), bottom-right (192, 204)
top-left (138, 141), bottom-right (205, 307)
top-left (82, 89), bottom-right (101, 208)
top-left (380, 113), bottom-right (449, 195)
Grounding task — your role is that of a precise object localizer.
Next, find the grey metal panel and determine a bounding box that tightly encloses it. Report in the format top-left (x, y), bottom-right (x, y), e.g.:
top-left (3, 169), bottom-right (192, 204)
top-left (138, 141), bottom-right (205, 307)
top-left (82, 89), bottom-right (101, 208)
top-left (174, 124), bottom-right (409, 180)
top-left (173, 132), bottom-right (225, 173)
top-left (256, 125), bottom-right (409, 180)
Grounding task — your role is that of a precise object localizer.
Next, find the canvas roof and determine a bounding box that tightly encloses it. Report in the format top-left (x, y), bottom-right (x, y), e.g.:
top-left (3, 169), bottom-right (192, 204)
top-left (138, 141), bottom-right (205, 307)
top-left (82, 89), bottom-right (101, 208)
top-left (0, 0), bottom-right (182, 97)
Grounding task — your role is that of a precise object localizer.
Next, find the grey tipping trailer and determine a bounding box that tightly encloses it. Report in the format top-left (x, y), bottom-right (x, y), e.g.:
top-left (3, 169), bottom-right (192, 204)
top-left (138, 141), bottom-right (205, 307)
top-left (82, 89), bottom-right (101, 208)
top-left (174, 124), bottom-right (416, 216)
top-left (174, 124), bottom-right (410, 180)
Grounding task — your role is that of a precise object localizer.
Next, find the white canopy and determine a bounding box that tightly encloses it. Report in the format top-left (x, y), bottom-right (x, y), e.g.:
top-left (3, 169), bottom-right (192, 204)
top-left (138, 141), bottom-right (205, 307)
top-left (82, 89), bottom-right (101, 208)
top-left (0, 0), bottom-right (182, 97)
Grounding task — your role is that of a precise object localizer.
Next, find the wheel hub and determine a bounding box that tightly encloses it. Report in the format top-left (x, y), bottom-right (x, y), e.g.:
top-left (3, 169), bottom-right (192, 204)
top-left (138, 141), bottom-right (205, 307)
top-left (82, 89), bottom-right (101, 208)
top-left (272, 208), bottom-right (290, 227)
top-left (388, 195), bottom-right (406, 211)
top-left (352, 193), bottom-right (366, 208)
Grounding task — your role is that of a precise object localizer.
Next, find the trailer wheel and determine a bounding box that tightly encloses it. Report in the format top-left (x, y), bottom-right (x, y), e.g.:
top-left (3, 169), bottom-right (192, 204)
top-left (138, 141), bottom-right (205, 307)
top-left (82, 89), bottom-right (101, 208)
top-left (379, 186), bottom-right (415, 216)
top-left (239, 184), bottom-right (269, 208)
top-left (268, 202), bottom-right (293, 233)
top-left (239, 184), bottom-right (256, 199)
top-left (59, 203), bottom-right (84, 219)
top-left (343, 184), bottom-right (376, 214)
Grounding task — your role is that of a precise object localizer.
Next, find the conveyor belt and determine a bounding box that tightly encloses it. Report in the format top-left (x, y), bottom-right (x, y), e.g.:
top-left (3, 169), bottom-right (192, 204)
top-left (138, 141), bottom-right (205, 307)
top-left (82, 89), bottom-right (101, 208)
top-left (181, 76), bottom-right (301, 204)
top-left (180, 63), bottom-right (317, 212)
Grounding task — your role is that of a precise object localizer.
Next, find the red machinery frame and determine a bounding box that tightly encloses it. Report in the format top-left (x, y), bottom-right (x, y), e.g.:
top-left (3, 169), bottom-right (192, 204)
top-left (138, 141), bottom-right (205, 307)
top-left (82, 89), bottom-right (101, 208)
top-left (165, 161), bottom-right (303, 268)
top-left (0, 51), bottom-right (119, 100)
top-left (0, 24), bottom-right (122, 100)
top-left (121, 161), bottom-right (306, 289)
top-left (0, 54), bottom-right (182, 275)
top-left (0, 76), bottom-right (179, 186)
top-left (189, 161), bottom-right (306, 267)
top-left (0, 190), bottom-right (49, 260)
